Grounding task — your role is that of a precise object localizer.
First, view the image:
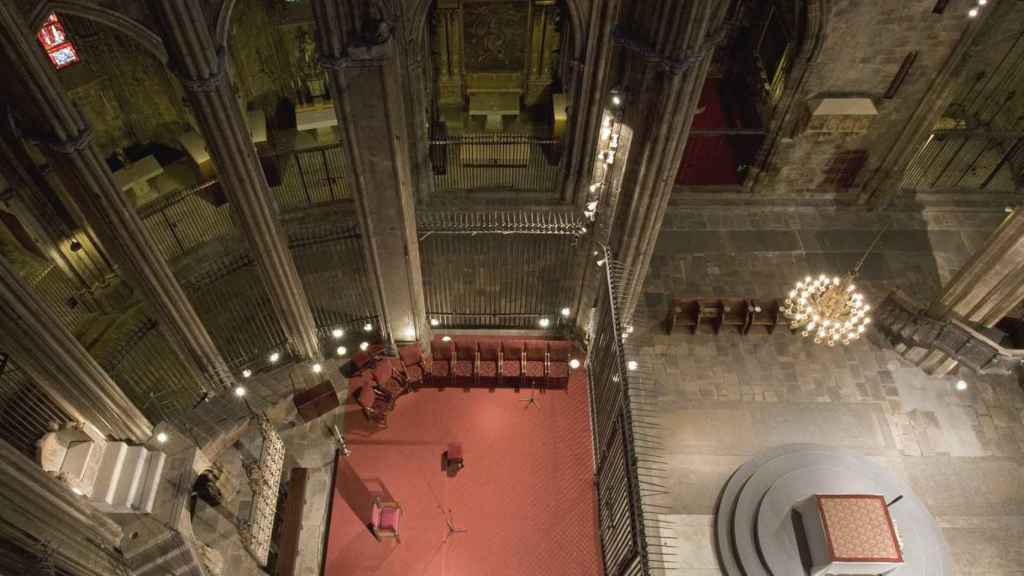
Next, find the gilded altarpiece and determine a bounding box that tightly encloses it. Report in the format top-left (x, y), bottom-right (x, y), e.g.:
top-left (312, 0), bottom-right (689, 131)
top-left (433, 0), bottom-right (561, 111)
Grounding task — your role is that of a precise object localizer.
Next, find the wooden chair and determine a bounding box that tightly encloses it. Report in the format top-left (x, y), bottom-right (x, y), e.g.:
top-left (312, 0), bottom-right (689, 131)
top-left (524, 340), bottom-right (548, 389)
top-left (666, 299), bottom-right (699, 334)
top-left (500, 340), bottom-right (524, 391)
top-left (397, 344), bottom-right (429, 389)
top-left (721, 299), bottom-right (750, 334)
top-left (547, 340), bottom-right (573, 387)
top-left (747, 299), bottom-right (782, 333)
top-left (369, 497), bottom-right (402, 542)
top-left (453, 338), bottom-right (478, 389)
top-left (430, 336), bottom-right (454, 388)
top-left (478, 340), bottom-right (500, 388)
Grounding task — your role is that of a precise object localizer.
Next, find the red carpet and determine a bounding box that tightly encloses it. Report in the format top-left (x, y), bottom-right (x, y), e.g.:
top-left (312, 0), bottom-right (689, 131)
top-left (325, 369), bottom-right (602, 576)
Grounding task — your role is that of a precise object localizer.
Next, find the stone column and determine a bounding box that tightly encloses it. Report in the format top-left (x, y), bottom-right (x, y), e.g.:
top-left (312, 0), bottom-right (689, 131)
top-left (0, 255), bottom-right (151, 440)
top-left (312, 0), bottom-right (428, 346)
top-left (607, 0), bottom-right (730, 319)
top-left (916, 209), bottom-right (1024, 374)
top-left (0, 439), bottom-right (125, 576)
top-left (0, 2), bottom-right (238, 391)
top-left (154, 0), bottom-right (320, 361)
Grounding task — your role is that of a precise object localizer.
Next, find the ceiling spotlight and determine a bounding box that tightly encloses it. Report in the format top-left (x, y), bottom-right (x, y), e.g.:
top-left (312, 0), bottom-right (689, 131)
top-left (611, 94), bottom-right (623, 107)
top-left (538, 317), bottom-right (551, 328)
top-left (268, 351), bottom-right (280, 364)
top-left (968, 7), bottom-right (978, 17)
top-left (569, 358), bottom-right (581, 369)
top-left (359, 341), bottom-right (369, 351)
top-left (72, 487), bottom-right (83, 495)
top-left (430, 318), bottom-right (440, 327)
top-left (332, 328), bottom-right (344, 339)
top-left (336, 346), bottom-right (348, 356)
top-left (596, 259), bottom-right (606, 267)
top-left (234, 386), bottom-right (247, 397)
top-left (561, 307), bottom-right (571, 317)
top-left (156, 432), bottom-right (168, 444)
top-left (242, 369), bottom-right (252, 379)
top-left (955, 379), bottom-right (968, 391)
top-left (441, 335), bottom-right (452, 342)
top-left (978, 0), bottom-right (987, 5)
top-left (627, 360), bottom-right (638, 371)
top-left (312, 363), bottom-right (322, 374)
top-left (363, 323), bottom-right (373, 332)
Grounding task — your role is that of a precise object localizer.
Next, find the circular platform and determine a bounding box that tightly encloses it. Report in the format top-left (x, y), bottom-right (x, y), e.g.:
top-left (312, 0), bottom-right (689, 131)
top-left (715, 445), bottom-right (952, 576)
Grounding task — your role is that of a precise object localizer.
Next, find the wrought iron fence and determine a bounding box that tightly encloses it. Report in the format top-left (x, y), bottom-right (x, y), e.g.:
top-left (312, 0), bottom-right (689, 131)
top-left (429, 133), bottom-right (563, 194)
top-left (139, 181), bottom-right (236, 261)
top-left (138, 142), bottom-right (352, 261)
top-left (27, 264), bottom-right (91, 333)
top-left (419, 211), bottom-right (586, 329)
top-left (0, 356), bottom-right (73, 459)
top-left (262, 143), bottom-right (352, 210)
top-left (180, 251), bottom-right (288, 370)
top-left (587, 247), bottom-right (674, 576)
top-left (97, 316), bottom-right (210, 424)
top-left (288, 222), bottom-right (379, 342)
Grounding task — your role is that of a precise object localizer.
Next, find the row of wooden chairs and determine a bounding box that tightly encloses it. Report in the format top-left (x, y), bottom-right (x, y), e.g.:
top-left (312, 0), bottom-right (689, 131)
top-left (665, 298), bottom-right (784, 335)
top-left (430, 337), bottom-right (575, 390)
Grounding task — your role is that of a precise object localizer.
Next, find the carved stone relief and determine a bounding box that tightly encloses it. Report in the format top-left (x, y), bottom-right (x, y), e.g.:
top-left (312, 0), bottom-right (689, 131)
top-left (462, 2), bottom-right (529, 73)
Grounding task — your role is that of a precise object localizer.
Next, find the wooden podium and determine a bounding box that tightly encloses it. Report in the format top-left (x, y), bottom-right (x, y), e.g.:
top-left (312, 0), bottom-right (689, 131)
top-left (293, 380), bottom-right (340, 422)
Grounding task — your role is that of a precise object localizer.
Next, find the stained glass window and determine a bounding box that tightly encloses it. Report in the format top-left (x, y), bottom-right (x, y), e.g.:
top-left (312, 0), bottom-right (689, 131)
top-left (37, 13), bottom-right (79, 70)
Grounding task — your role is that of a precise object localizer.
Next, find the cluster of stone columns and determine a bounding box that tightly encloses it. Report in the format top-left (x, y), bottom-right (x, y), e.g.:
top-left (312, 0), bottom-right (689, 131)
top-left (603, 0), bottom-right (730, 319)
top-left (311, 0), bottom-right (428, 347)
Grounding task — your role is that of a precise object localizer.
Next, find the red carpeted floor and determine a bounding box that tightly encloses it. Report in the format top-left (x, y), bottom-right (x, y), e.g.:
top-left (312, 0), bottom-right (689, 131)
top-left (324, 368), bottom-right (602, 576)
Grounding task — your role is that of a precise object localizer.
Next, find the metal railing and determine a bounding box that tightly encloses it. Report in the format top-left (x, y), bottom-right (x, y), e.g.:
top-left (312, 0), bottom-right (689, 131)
top-left (98, 316), bottom-right (210, 424)
top-left (26, 264), bottom-right (91, 333)
top-left (262, 143), bottom-right (352, 211)
top-left (138, 142), bottom-right (352, 261)
top-left (139, 181), bottom-right (236, 261)
top-left (288, 222), bottom-right (379, 341)
top-left (180, 251), bottom-right (288, 370)
top-left (588, 246), bottom-right (674, 576)
top-left (0, 357), bottom-right (73, 459)
top-left (429, 133), bottom-right (563, 194)
top-left (419, 211), bottom-right (586, 329)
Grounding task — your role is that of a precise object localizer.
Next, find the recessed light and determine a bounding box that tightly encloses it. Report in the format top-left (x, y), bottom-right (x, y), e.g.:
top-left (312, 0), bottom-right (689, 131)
top-left (627, 360), bottom-right (638, 371)
top-left (312, 363), bottom-right (322, 374)
top-left (336, 346), bottom-right (347, 356)
top-left (363, 323), bottom-right (373, 332)
top-left (569, 359), bottom-right (580, 369)
top-left (234, 386), bottom-right (247, 397)
top-left (968, 7), bottom-right (978, 17)
top-left (441, 336), bottom-right (452, 342)
top-left (539, 317), bottom-right (551, 328)
top-left (242, 369), bottom-right (252, 378)
top-left (955, 379), bottom-right (968, 391)
top-left (430, 318), bottom-right (440, 326)
top-left (332, 328), bottom-right (344, 338)
top-left (268, 352), bottom-right (280, 363)
top-left (156, 432), bottom-right (168, 443)
top-left (560, 307), bottom-right (571, 317)
top-left (359, 341), bottom-right (369, 351)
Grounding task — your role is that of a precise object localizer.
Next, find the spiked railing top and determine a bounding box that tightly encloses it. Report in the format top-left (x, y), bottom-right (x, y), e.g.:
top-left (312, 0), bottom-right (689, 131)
top-left (417, 210), bottom-right (588, 236)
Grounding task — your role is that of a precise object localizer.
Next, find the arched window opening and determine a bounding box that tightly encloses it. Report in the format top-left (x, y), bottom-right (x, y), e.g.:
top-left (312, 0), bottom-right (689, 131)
top-left (677, 0), bottom-right (799, 188)
top-left (38, 13), bottom-right (80, 70)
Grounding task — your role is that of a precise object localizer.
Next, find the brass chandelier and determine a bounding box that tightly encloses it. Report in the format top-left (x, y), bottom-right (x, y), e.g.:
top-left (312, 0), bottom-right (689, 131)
top-left (783, 227), bottom-right (886, 347)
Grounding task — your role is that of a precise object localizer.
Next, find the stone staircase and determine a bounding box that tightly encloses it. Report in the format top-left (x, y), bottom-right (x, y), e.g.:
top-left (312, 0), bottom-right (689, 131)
top-left (89, 441), bottom-right (166, 514)
top-left (875, 292), bottom-right (1024, 375)
top-left (38, 421), bottom-right (166, 514)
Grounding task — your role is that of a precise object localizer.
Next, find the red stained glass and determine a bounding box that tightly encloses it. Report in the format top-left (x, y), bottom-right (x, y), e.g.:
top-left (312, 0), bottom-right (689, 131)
top-left (37, 13), bottom-right (79, 70)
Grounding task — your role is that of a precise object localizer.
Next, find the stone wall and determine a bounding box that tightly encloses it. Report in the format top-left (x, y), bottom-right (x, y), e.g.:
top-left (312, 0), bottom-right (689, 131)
top-left (642, 205), bottom-right (1008, 314)
top-left (752, 0), bottom-right (972, 196)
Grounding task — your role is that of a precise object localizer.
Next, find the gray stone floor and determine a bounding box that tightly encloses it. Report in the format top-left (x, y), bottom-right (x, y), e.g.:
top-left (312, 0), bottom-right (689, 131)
top-left (640, 207), bottom-right (1024, 576)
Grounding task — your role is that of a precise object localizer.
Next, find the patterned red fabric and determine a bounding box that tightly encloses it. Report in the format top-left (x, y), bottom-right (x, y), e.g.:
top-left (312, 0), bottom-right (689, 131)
top-left (548, 341), bottom-right (572, 362)
top-left (817, 495), bottom-right (902, 562)
top-left (478, 341), bottom-right (499, 382)
top-left (405, 364), bottom-right (425, 384)
top-left (524, 340), bottom-right (548, 361)
top-left (548, 362), bottom-right (570, 384)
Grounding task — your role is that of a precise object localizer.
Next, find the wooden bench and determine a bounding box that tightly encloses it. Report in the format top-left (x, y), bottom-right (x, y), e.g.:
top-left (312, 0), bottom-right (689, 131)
top-left (274, 467), bottom-right (308, 576)
top-left (666, 297), bottom-right (784, 335)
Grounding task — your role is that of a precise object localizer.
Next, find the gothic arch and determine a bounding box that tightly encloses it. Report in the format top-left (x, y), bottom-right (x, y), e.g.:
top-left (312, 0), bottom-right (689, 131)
top-left (215, 0), bottom-right (236, 50)
top-left (31, 0), bottom-right (168, 63)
